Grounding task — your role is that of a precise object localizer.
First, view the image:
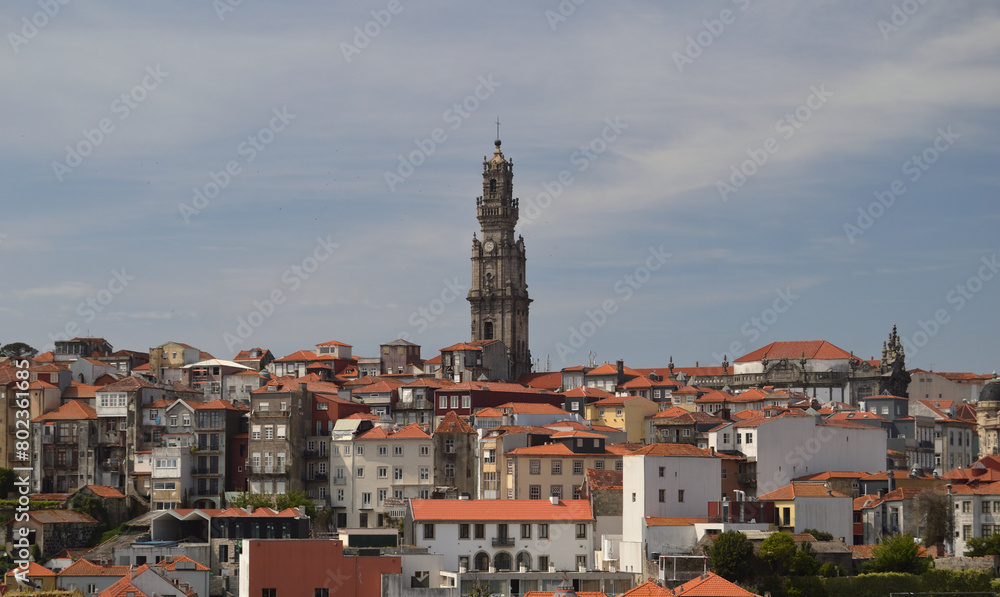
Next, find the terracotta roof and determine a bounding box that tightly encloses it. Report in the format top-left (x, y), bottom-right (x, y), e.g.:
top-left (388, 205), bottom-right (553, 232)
top-left (439, 342), bottom-right (482, 352)
top-left (517, 371), bottom-right (564, 391)
top-left (5, 561), bottom-right (57, 578)
top-left (668, 572), bottom-right (761, 597)
top-left (345, 412), bottom-right (380, 421)
top-left (757, 483), bottom-right (850, 500)
top-left (507, 443), bottom-right (575, 456)
top-left (645, 517), bottom-right (711, 527)
top-left (153, 554), bottom-right (210, 572)
top-left (18, 510), bottom-right (97, 525)
top-left (402, 378), bottom-right (454, 389)
top-left (58, 558), bottom-right (131, 577)
top-left (629, 443), bottom-right (714, 457)
top-left (951, 481), bottom-right (1000, 496)
top-left (550, 430), bottom-right (605, 439)
top-left (498, 402), bottom-right (570, 415)
top-left (620, 581), bottom-right (673, 597)
top-left (63, 382), bottom-right (98, 399)
top-left (524, 592), bottom-right (606, 597)
top-left (474, 407), bottom-right (503, 418)
top-left (97, 376), bottom-right (157, 392)
top-left (592, 395), bottom-right (647, 407)
top-left (435, 411), bottom-right (475, 434)
top-left (33, 400), bottom-right (97, 422)
top-left (585, 469), bottom-right (623, 491)
top-left (316, 340), bottom-right (352, 347)
top-left (411, 498), bottom-right (593, 521)
top-left (735, 341), bottom-right (852, 363)
top-left (352, 379), bottom-right (404, 394)
top-left (606, 443), bottom-right (644, 455)
top-left (100, 572), bottom-right (149, 597)
top-left (357, 423), bottom-right (430, 440)
top-left (193, 398), bottom-right (247, 411)
top-left (82, 485), bottom-right (125, 499)
top-left (561, 386), bottom-right (615, 399)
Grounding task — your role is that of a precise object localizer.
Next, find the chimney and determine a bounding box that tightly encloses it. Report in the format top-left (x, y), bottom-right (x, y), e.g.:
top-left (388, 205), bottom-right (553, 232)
top-left (549, 496), bottom-right (559, 505)
top-left (616, 360), bottom-right (625, 386)
top-left (887, 469), bottom-right (895, 492)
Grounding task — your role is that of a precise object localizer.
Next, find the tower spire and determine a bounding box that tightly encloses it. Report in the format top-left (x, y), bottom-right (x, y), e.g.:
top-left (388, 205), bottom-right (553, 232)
top-left (496, 116), bottom-right (500, 142)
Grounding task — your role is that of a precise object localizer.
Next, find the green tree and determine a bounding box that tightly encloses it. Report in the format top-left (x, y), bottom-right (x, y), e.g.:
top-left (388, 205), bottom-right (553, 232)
top-left (0, 468), bottom-right (16, 498)
top-left (802, 528), bottom-right (833, 541)
top-left (760, 532), bottom-right (797, 576)
top-left (709, 530), bottom-right (754, 583)
top-left (788, 542), bottom-right (819, 576)
top-left (915, 488), bottom-right (953, 546)
top-left (0, 343), bottom-right (37, 358)
top-left (864, 532), bottom-right (930, 574)
top-left (229, 490), bottom-right (316, 517)
top-left (964, 533), bottom-right (1000, 556)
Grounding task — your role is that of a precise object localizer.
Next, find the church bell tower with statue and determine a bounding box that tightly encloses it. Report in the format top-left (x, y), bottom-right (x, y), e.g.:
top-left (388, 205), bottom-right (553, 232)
top-left (468, 132), bottom-right (532, 380)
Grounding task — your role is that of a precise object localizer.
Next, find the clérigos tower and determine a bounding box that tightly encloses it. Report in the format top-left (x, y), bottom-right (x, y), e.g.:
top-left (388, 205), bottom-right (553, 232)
top-left (468, 135), bottom-right (531, 379)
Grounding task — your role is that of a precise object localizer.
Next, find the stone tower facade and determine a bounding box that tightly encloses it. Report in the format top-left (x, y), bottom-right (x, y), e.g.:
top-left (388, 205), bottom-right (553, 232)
top-left (468, 138), bottom-right (531, 380)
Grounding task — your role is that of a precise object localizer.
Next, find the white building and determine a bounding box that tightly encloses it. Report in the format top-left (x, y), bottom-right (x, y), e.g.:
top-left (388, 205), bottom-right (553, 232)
top-left (620, 443), bottom-right (722, 574)
top-left (707, 411), bottom-right (887, 497)
top-left (952, 481), bottom-right (1000, 556)
top-left (406, 497), bottom-right (596, 573)
top-left (331, 422), bottom-right (434, 528)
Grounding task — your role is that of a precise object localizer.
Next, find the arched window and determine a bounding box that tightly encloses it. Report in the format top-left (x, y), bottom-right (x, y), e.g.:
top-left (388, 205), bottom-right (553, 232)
top-left (490, 179), bottom-right (497, 193)
top-left (493, 551), bottom-right (512, 571)
top-left (474, 552), bottom-right (490, 571)
top-left (484, 321), bottom-right (494, 340)
top-left (515, 551), bottom-right (531, 571)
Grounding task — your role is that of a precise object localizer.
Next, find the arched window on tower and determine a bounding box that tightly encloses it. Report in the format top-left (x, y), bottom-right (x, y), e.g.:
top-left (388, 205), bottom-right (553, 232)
top-left (490, 179), bottom-right (497, 193)
top-left (484, 321), bottom-right (494, 340)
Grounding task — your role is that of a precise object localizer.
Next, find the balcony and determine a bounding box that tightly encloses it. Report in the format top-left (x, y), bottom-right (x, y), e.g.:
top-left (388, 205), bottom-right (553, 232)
top-left (100, 460), bottom-right (121, 472)
top-left (491, 537), bottom-right (515, 547)
top-left (737, 473), bottom-right (757, 486)
top-left (249, 465), bottom-right (287, 475)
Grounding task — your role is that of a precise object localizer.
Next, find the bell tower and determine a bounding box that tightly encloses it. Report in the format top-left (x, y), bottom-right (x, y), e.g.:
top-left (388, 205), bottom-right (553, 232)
top-left (468, 136), bottom-right (531, 379)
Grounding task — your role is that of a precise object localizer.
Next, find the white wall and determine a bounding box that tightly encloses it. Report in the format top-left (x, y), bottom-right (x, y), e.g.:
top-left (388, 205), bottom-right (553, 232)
top-left (792, 496), bottom-right (853, 544)
top-left (753, 416), bottom-right (887, 496)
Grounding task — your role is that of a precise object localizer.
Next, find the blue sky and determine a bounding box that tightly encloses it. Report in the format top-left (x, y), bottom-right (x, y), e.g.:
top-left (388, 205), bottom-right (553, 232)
top-left (1, 1), bottom-right (998, 374)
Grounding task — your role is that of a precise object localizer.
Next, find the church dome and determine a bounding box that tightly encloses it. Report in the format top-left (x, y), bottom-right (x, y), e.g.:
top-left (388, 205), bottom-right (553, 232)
top-left (981, 373), bottom-right (1000, 403)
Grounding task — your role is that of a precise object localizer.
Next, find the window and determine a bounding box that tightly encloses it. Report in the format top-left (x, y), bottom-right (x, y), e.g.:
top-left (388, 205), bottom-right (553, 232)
top-left (529, 485), bottom-right (541, 500)
top-left (678, 489), bottom-right (685, 502)
top-left (594, 460), bottom-right (605, 470)
top-left (736, 433), bottom-right (742, 444)
top-left (963, 501), bottom-right (972, 513)
top-left (985, 501), bottom-right (992, 514)
top-left (169, 416), bottom-right (178, 427)
top-left (264, 426), bottom-right (274, 440)
top-left (423, 524), bottom-right (435, 539)
top-left (315, 590), bottom-right (329, 597)
top-left (550, 485), bottom-right (562, 499)
top-left (459, 524), bottom-right (470, 539)
top-left (451, 396), bottom-right (459, 409)
top-left (538, 555), bottom-right (550, 571)
top-left (658, 466), bottom-right (665, 477)
top-left (420, 446), bottom-right (429, 456)
top-left (394, 445), bottom-right (403, 456)
top-left (420, 467), bottom-right (429, 481)
top-left (445, 438), bottom-right (455, 453)
top-left (745, 433), bottom-right (753, 444)
top-left (576, 555), bottom-right (587, 569)
top-left (551, 461), bottom-right (562, 475)
top-left (262, 590), bottom-right (276, 597)
top-left (521, 524), bottom-right (531, 539)
top-left (419, 489), bottom-right (430, 499)
top-left (357, 467), bottom-right (365, 478)
top-left (659, 489), bottom-right (665, 503)
top-left (615, 460), bottom-right (623, 471)
top-left (445, 463), bottom-right (455, 478)
top-left (394, 467), bottom-right (403, 481)
top-left (573, 460), bottom-right (584, 475)
top-left (539, 524), bottom-right (549, 539)
top-left (530, 460), bottom-right (541, 474)
top-left (462, 395), bottom-right (471, 409)
top-left (378, 467), bottom-right (388, 479)
top-left (378, 445), bottom-right (388, 456)
top-left (615, 407), bottom-right (623, 417)
top-left (474, 523), bottom-right (485, 539)
top-left (356, 446), bottom-right (364, 455)
top-left (963, 524), bottom-right (972, 540)
top-left (439, 396), bottom-right (447, 409)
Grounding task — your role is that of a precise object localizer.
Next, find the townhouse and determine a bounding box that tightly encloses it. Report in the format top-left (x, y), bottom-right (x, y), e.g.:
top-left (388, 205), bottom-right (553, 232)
top-left (331, 422), bottom-right (435, 528)
top-left (406, 497), bottom-right (596, 573)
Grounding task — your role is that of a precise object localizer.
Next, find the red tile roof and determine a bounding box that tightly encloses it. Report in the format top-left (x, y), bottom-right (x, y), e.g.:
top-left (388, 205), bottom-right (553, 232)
top-left (5, 561), bottom-right (57, 578)
top-left (33, 400), bottom-right (97, 422)
top-left (498, 402), bottom-right (570, 415)
top-left (411, 498), bottom-right (593, 521)
top-left (153, 554), bottom-right (210, 572)
top-left (474, 407), bottom-right (503, 418)
top-left (620, 581), bottom-right (673, 597)
top-left (645, 517), bottom-right (710, 527)
top-left (735, 341), bottom-right (852, 363)
top-left (316, 340), bottom-right (352, 347)
top-left (629, 444), bottom-right (714, 458)
top-left (517, 371), bottom-right (564, 391)
top-left (357, 423), bottom-right (430, 440)
top-left (82, 485), bottom-right (125, 499)
top-left (98, 376), bottom-right (157, 392)
top-left (757, 483), bottom-right (850, 500)
top-left (561, 386), bottom-right (616, 399)
top-left (435, 411), bottom-right (475, 434)
top-left (21, 510), bottom-right (98, 525)
top-left (585, 469), bottom-right (623, 491)
top-left (57, 558), bottom-right (131, 577)
top-left (669, 572), bottom-right (761, 597)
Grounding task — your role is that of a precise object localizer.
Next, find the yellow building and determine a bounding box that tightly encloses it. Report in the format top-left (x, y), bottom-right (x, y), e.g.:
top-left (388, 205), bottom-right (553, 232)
top-left (584, 395), bottom-right (658, 443)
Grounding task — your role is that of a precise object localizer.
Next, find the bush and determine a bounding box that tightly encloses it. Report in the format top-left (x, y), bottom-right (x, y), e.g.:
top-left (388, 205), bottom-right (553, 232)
top-left (818, 562), bottom-right (846, 577)
top-left (822, 572), bottom-right (922, 597)
top-left (921, 568), bottom-right (992, 594)
top-left (709, 530), bottom-right (755, 583)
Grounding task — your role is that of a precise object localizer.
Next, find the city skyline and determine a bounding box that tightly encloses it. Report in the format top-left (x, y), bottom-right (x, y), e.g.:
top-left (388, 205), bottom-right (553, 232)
top-left (2, 2), bottom-right (998, 373)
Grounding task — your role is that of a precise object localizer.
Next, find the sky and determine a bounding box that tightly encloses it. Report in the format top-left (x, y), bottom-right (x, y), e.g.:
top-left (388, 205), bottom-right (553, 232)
top-left (1, 1), bottom-right (998, 375)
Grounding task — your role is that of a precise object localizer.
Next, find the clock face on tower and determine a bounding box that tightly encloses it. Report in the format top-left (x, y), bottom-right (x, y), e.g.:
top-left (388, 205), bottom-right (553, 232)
top-left (484, 240), bottom-right (495, 253)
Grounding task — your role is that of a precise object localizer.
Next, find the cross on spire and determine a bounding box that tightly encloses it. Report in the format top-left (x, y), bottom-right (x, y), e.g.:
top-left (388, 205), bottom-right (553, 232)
top-left (496, 116), bottom-right (500, 141)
